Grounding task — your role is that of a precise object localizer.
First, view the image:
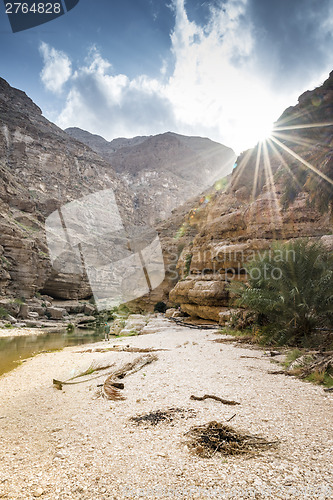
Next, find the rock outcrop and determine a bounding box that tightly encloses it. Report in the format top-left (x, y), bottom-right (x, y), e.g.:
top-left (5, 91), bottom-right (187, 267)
top-left (168, 71), bottom-right (333, 322)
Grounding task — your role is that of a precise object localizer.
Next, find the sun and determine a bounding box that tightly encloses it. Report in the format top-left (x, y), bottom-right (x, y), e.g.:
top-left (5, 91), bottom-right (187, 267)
top-left (256, 122), bottom-right (274, 143)
top-left (231, 118), bottom-right (274, 154)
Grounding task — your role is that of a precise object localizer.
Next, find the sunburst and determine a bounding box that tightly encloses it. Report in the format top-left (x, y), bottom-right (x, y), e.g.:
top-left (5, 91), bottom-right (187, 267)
top-left (235, 112), bottom-right (333, 232)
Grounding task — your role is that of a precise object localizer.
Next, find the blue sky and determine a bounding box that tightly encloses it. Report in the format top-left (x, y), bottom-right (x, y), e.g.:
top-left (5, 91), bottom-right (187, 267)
top-left (1, 0), bottom-right (333, 152)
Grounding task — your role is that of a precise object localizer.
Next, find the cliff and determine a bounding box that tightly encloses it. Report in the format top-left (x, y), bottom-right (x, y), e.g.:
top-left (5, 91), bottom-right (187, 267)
top-left (0, 77), bottom-right (135, 299)
top-left (168, 71), bottom-right (333, 323)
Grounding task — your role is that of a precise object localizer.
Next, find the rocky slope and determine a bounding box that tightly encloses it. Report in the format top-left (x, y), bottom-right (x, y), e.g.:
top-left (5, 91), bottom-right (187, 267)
top-left (168, 71), bottom-right (333, 323)
top-left (0, 77), bottom-right (135, 300)
top-left (65, 128), bottom-right (236, 224)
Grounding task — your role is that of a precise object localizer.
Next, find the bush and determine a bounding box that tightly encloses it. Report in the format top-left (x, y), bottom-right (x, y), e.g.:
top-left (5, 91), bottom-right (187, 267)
top-left (230, 239), bottom-right (333, 345)
top-left (154, 301), bottom-right (167, 313)
top-left (0, 307), bottom-right (9, 319)
top-left (184, 253), bottom-right (193, 277)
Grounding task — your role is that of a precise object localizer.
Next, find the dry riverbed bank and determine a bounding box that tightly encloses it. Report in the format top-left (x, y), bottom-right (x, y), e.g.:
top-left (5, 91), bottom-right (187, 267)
top-left (0, 328), bottom-right (49, 339)
top-left (0, 317), bottom-right (332, 499)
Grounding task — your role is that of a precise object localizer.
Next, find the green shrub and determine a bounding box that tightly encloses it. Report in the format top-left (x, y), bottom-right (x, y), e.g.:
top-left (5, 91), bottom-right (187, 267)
top-left (230, 239), bottom-right (333, 345)
top-left (66, 323), bottom-right (75, 333)
top-left (0, 307), bottom-right (9, 319)
top-left (184, 253), bottom-right (193, 277)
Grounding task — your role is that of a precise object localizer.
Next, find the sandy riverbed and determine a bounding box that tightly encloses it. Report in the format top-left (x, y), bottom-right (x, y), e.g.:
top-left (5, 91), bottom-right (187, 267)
top-left (0, 317), bottom-right (332, 499)
top-left (0, 328), bottom-right (48, 338)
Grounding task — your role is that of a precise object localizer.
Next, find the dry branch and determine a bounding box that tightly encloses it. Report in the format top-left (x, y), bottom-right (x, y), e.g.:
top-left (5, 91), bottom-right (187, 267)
top-left (190, 394), bottom-right (240, 405)
top-left (77, 347), bottom-right (167, 353)
top-left (53, 362), bottom-right (116, 390)
top-left (103, 354), bottom-right (158, 400)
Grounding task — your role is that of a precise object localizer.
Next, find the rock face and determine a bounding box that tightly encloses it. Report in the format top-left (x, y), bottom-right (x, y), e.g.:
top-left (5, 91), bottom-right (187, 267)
top-left (168, 71), bottom-right (333, 322)
top-left (0, 76), bottom-right (233, 304)
top-left (65, 128), bottom-right (236, 224)
top-left (0, 77), bottom-right (134, 299)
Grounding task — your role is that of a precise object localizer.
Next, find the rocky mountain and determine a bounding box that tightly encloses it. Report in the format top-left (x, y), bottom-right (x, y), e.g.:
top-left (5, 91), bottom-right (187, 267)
top-left (65, 128), bottom-right (236, 224)
top-left (0, 77), bottom-right (135, 300)
top-left (0, 76), bottom-right (234, 308)
top-left (166, 71), bottom-right (333, 323)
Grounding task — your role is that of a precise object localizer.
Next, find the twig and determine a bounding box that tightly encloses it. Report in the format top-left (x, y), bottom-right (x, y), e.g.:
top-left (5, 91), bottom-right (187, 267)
top-left (190, 394), bottom-right (240, 405)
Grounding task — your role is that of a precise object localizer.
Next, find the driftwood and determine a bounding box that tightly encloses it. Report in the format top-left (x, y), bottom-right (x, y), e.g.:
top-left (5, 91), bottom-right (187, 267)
top-left (190, 394), bottom-right (240, 405)
top-left (169, 317), bottom-right (220, 330)
top-left (268, 370), bottom-right (295, 376)
top-left (268, 351), bottom-right (333, 386)
top-left (298, 353), bottom-right (333, 379)
top-left (53, 362), bottom-right (116, 390)
top-left (212, 336), bottom-right (254, 344)
top-left (77, 347), bottom-right (167, 354)
top-left (103, 354), bottom-right (158, 400)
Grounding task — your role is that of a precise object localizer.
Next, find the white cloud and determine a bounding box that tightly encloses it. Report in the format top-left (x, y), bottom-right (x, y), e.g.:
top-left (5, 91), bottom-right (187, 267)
top-left (45, 0), bottom-right (333, 153)
top-left (57, 47), bottom-right (175, 139)
top-left (164, 0), bottom-right (289, 151)
top-left (39, 42), bottom-right (72, 94)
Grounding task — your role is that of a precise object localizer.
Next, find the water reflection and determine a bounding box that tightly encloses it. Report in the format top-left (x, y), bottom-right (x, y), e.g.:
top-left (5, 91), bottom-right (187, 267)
top-left (0, 329), bottom-right (107, 377)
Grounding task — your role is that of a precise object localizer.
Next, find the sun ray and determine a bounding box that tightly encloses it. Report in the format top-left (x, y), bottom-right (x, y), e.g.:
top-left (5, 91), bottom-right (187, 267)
top-left (273, 131), bottom-right (332, 151)
top-left (272, 104), bottom-right (330, 129)
top-left (274, 122), bottom-right (333, 132)
top-left (266, 138), bottom-right (303, 190)
top-left (270, 136), bottom-right (333, 187)
top-left (262, 140), bottom-right (284, 238)
top-left (230, 148), bottom-right (253, 190)
top-left (251, 141), bottom-right (262, 202)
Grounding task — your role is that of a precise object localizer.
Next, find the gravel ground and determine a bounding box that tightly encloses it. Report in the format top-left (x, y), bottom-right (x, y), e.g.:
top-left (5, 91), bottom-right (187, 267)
top-left (0, 318), bottom-right (332, 499)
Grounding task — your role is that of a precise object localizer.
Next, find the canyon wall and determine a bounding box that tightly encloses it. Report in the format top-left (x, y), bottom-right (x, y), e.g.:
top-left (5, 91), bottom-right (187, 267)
top-left (168, 72), bottom-right (333, 323)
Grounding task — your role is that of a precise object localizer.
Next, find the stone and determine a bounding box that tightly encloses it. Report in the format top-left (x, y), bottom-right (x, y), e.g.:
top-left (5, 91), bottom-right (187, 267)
top-left (84, 303), bottom-right (96, 315)
top-left (47, 307), bottom-right (67, 320)
top-left (165, 308), bottom-right (177, 318)
top-left (33, 487), bottom-right (44, 497)
top-left (75, 315), bottom-right (96, 324)
top-left (18, 303), bottom-right (29, 319)
top-left (31, 306), bottom-right (46, 317)
top-left (180, 304), bottom-right (221, 322)
top-left (218, 309), bottom-right (234, 325)
top-left (27, 312), bottom-right (39, 319)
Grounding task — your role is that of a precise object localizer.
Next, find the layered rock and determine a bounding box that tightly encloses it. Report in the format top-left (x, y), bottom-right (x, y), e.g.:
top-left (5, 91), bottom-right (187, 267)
top-left (169, 72), bottom-right (333, 322)
top-left (0, 77), bottom-right (135, 299)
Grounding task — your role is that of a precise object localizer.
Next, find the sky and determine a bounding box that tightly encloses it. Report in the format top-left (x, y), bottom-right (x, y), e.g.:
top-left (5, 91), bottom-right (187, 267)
top-left (0, 0), bottom-right (333, 153)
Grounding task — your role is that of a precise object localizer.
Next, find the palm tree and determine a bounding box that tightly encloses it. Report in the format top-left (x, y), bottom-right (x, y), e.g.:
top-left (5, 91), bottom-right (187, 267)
top-left (231, 239), bottom-right (333, 345)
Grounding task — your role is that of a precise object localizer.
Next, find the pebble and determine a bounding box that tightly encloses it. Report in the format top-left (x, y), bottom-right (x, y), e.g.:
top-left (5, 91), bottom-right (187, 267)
top-left (33, 487), bottom-right (44, 497)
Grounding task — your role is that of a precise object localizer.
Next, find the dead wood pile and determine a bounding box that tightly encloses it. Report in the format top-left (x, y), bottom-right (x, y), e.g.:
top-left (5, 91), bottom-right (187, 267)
top-left (185, 421), bottom-right (278, 458)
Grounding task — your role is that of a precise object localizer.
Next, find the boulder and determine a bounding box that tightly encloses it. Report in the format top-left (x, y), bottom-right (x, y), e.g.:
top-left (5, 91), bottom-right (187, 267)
top-left (18, 303), bottom-right (29, 319)
top-left (84, 303), bottom-right (96, 315)
top-left (47, 307), bottom-right (67, 320)
top-left (180, 304), bottom-right (221, 322)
